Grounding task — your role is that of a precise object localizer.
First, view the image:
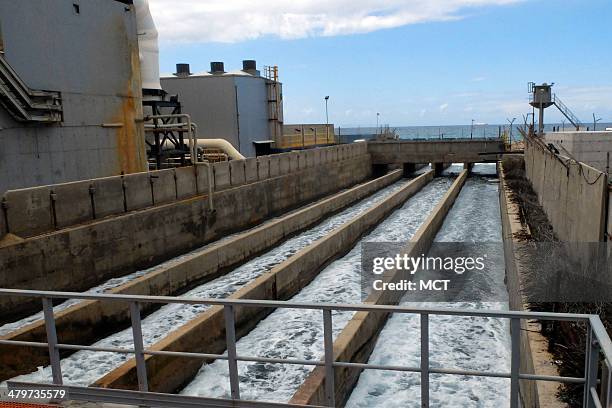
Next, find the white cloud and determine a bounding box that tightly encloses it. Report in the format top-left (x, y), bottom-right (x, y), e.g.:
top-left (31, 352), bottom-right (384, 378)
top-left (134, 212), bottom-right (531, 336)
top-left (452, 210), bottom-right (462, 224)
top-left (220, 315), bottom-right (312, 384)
top-left (439, 103), bottom-right (449, 112)
top-left (148, 0), bottom-right (524, 43)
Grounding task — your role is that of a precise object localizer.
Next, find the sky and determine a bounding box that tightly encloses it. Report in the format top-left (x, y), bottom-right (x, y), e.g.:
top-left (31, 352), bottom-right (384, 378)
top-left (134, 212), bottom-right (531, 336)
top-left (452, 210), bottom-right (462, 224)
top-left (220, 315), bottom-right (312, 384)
top-left (149, 0), bottom-right (612, 127)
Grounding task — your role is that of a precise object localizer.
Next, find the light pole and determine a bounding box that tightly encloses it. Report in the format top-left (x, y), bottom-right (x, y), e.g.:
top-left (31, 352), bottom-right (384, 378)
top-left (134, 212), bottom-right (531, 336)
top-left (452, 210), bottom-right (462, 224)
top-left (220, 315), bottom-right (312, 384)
top-left (376, 113), bottom-right (380, 135)
top-left (562, 119), bottom-right (566, 132)
top-left (324, 96), bottom-right (330, 142)
top-left (470, 119), bottom-right (475, 139)
top-left (593, 113), bottom-right (601, 131)
top-left (507, 117), bottom-right (516, 149)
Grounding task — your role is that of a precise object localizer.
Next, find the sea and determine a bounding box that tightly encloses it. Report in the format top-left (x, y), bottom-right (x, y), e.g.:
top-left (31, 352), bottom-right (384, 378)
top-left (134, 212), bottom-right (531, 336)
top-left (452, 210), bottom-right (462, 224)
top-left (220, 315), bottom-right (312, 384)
top-left (336, 122), bottom-right (612, 142)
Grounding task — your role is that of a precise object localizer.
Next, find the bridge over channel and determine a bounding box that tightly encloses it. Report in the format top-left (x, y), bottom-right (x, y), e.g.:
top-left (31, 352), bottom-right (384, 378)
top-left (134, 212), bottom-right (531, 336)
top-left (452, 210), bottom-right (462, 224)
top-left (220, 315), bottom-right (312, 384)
top-left (367, 139), bottom-right (507, 167)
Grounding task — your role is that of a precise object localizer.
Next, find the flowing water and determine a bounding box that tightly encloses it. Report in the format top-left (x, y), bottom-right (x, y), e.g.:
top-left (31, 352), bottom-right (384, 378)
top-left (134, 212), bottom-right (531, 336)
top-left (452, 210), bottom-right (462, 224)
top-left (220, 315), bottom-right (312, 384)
top-left (180, 177), bottom-right (454, 401)
top-left (346, 165), bottom-right (510, 408)
top-left (6, 178), bottom-right (412, 386)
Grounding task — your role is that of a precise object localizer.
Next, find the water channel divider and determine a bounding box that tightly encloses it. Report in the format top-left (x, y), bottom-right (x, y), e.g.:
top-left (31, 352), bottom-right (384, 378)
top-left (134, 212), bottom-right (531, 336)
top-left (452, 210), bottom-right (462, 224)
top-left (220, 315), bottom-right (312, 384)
top-left (0, 169), bottom-right (405, 382)
top-left (91, 171), bottom-right (435, 392)
top-left (290, 169), bottom-right (468, 407)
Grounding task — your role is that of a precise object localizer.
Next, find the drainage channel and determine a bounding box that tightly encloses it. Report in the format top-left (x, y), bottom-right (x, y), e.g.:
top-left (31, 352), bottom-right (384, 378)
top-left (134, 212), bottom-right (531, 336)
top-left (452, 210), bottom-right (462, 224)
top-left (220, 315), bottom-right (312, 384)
top-left (346, 164), bottom-right (511, 407)
top-left (179, 177), bottom-right (455, 402)
top-left (5, 177), bottom-right (414, 386)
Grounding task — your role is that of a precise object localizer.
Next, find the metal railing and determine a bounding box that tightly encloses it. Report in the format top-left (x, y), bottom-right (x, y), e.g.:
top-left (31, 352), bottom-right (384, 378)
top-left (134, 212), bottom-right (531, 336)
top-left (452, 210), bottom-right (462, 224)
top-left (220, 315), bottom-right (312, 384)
top-left (0, 289), bottom-right (611, 408)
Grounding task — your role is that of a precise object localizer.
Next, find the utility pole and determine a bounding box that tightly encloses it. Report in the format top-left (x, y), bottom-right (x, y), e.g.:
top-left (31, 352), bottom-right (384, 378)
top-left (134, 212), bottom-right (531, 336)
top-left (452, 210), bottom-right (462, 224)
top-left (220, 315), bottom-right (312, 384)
top-left (507, 117), bottom-right (516, 149)
top-left (593, 113), bottom-right (601, 131)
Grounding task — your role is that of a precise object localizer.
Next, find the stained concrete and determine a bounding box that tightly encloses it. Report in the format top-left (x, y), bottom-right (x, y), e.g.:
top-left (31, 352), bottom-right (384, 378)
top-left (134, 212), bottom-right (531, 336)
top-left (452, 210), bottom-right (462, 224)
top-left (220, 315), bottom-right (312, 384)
top-left (499, 164), bottom-right (562, 408)
top-left (290, 170), bottom-right (468, 407)
top-left (92, 171), bottom-right (434, 392)
top-left (0, 154), bottom-right (372, 322)
top-left (525, 142), bottom-right (608, 241)
top-left (368, 139), bottom-right (504, 164)
top-left (0, 169), bottom-right (401, 382)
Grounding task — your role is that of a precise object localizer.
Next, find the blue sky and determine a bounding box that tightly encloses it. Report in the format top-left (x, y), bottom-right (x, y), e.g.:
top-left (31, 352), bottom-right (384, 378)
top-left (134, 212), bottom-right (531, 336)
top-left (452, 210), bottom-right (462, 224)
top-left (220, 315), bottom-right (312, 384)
top-left (152, 0), bottom-right (612, 127)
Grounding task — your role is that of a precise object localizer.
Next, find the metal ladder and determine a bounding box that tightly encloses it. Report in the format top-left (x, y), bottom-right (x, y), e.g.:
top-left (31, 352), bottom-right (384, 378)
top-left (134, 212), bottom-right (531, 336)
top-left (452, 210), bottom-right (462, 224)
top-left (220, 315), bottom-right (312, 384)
top-left (0, 53), bottom-right (62, 123)
top-left (553, 94), bottom-right (582, 130)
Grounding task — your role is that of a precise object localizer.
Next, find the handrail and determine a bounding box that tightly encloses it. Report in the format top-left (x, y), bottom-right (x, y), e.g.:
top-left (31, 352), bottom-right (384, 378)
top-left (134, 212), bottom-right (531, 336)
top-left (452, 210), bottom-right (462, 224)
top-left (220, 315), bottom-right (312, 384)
top-left (0, 288), bottom-right (610, 408)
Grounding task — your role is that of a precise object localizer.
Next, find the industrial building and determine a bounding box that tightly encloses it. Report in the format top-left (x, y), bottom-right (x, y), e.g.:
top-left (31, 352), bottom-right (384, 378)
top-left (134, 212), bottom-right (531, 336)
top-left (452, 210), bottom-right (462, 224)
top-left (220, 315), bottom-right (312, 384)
top-left (0, 0), bottom-right (147, 194)
top-left (161, 61), bottom-right (283, 158)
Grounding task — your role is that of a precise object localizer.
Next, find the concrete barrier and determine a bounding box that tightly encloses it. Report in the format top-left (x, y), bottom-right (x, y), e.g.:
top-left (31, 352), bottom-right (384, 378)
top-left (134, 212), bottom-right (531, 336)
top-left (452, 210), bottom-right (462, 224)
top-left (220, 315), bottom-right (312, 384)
top-left (279, 153), bottom-right (291, 174)
top-left (0, 169), bottom-right (401, 382)
top-left (52, 180), bottom-right (95, 229)
top-left (91, 175), bottom-right (125, 219)
top-left (229, 160), bottom-right (246, 187)
top-left (123, 172), bottom-right (153, 212)
top-left (2, 186), bottom-right (54, 237)
top-left (93, 171), bottom-right (434, 392)
top-left (257, 156), bottom-right (270, 180)
top-left (195, 163), bottom-right (213, 194)
top-left (150, 169), bottom-right (176, 206)
top-left (0, 155), bottom-right (372, 323)
top-left (213, 162), bottom-right (230, 190)
top-left (244, 158), bottom-right (258, 183)
top-left (269, 155), bottom-right (280, 177)
top-left (175, 167), bottom-right (197, 199)
top-left (525, 142), bottom-right (607, 241)
top-left (291, 170), bottom-right (468, 407)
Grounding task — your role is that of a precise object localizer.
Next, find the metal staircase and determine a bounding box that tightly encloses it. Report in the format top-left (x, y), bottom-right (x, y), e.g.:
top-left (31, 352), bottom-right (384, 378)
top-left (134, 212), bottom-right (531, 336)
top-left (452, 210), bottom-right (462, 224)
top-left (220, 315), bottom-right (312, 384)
top-left (0, 53), bottom-right (62, 123)
top-left (553, 94), bottom-right (582, 130)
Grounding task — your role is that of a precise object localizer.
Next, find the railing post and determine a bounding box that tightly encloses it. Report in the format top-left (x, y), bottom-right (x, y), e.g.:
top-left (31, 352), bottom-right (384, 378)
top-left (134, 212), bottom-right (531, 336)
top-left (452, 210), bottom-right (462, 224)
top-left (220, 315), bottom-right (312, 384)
top-left (584, 325), bottom-right (601, 408)
top-left (323, 309), bottom-right (335, 407)
top-left (600, 360), bottom-right (611, 408)
top-left (129, 302), bottom-right (149, 392)
top-left (420, 313), bottom-right (429, 408)
top-left (42, 297), bottom-right (63, 385)
top-left (510, 318), bottom-right (520, 408)
top-left (224, 305), bottom-right (241, 400)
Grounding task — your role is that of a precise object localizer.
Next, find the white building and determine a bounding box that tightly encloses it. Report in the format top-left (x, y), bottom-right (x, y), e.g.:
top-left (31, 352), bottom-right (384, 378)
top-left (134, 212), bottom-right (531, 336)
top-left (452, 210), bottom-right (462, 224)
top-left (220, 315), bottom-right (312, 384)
top-left (161, 61), bottom-right (283, 157)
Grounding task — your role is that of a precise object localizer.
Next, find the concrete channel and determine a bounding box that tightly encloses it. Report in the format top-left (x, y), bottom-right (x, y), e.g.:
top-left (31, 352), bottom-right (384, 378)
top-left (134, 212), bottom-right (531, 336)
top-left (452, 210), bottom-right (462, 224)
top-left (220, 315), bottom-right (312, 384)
top-left (290, 170), bottom-right (468, 406)
top-left (344, 168), bottom-right (511, 407)
top-left (178, 176), bottom-right (456, 402)
top-left (4, 170), bottom-right (430, 389)
top-left (0, 168), bottom-right (403, 381)
top-left (92, 171), bottom-right (435, 392)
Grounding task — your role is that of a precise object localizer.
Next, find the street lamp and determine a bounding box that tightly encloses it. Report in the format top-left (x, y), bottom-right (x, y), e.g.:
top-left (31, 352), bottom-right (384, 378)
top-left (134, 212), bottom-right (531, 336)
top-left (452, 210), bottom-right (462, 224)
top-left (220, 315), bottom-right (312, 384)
top-left (376, 113), bottom-right (380, 135)
top-left (324, 96), bottom-right (330, 142)
top-left (470, 119), bottom-right (475, 139)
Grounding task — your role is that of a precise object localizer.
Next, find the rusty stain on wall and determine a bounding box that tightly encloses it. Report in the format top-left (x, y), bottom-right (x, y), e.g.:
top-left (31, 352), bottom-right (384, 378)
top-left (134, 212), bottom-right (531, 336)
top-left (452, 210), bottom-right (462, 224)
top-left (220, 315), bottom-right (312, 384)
top-left (114, 15), bottom-right (147, 175)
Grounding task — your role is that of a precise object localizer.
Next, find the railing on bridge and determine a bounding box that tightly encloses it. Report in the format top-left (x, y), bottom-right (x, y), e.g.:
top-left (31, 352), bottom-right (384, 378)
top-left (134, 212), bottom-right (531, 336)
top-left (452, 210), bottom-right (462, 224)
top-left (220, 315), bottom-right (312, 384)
top-left (0, 289), bottom-right (610, 408)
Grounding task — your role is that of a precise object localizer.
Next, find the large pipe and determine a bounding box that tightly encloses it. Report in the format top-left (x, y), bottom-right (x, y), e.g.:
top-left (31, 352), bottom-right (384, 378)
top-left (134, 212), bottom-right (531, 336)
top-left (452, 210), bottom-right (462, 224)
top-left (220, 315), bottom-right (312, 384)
top-left (193, 139), bottom-right (245, 160)
top-left (134, 0), bottom-right (162, 91)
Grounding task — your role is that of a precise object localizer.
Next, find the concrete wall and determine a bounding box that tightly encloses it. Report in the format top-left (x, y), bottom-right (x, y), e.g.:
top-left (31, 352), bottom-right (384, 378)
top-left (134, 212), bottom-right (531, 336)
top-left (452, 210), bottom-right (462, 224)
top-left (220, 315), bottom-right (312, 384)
top-left (92, 171), bottom-right (433, 392)
top-left (291, 170), bottom-right (468, 407)
top-left (525, 141), bottom-right (608, 241)
top-left (367, 139), bottom-right (505, 165)
top-left (0, 144), bottom-right (371, 321)
top-left (0, 168), bottom-right (402, 382)
top-left (0, 143), bottom-right (368, 240)
top-left (545, 131), bottom-right (612, 173)
top-left (161, 72), bottom-right (276, 158)
top-left (0, 0), bottom-right (147, 194)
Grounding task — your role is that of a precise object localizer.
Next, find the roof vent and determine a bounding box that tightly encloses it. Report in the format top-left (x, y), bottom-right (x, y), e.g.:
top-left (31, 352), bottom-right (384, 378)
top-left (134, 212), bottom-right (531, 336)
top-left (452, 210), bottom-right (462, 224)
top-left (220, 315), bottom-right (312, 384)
top-left (210, 62), bottom-right (225, 74)
top-left (242, 60), bottom-right (257, 71)
top-left (175, 63), bottom-right (191, 77)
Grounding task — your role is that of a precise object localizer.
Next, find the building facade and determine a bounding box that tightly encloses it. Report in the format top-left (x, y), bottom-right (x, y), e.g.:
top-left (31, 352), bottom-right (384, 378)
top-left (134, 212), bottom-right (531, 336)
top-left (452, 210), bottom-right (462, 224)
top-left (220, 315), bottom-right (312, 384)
top-left (0, 0), bottom-right (147, 194)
